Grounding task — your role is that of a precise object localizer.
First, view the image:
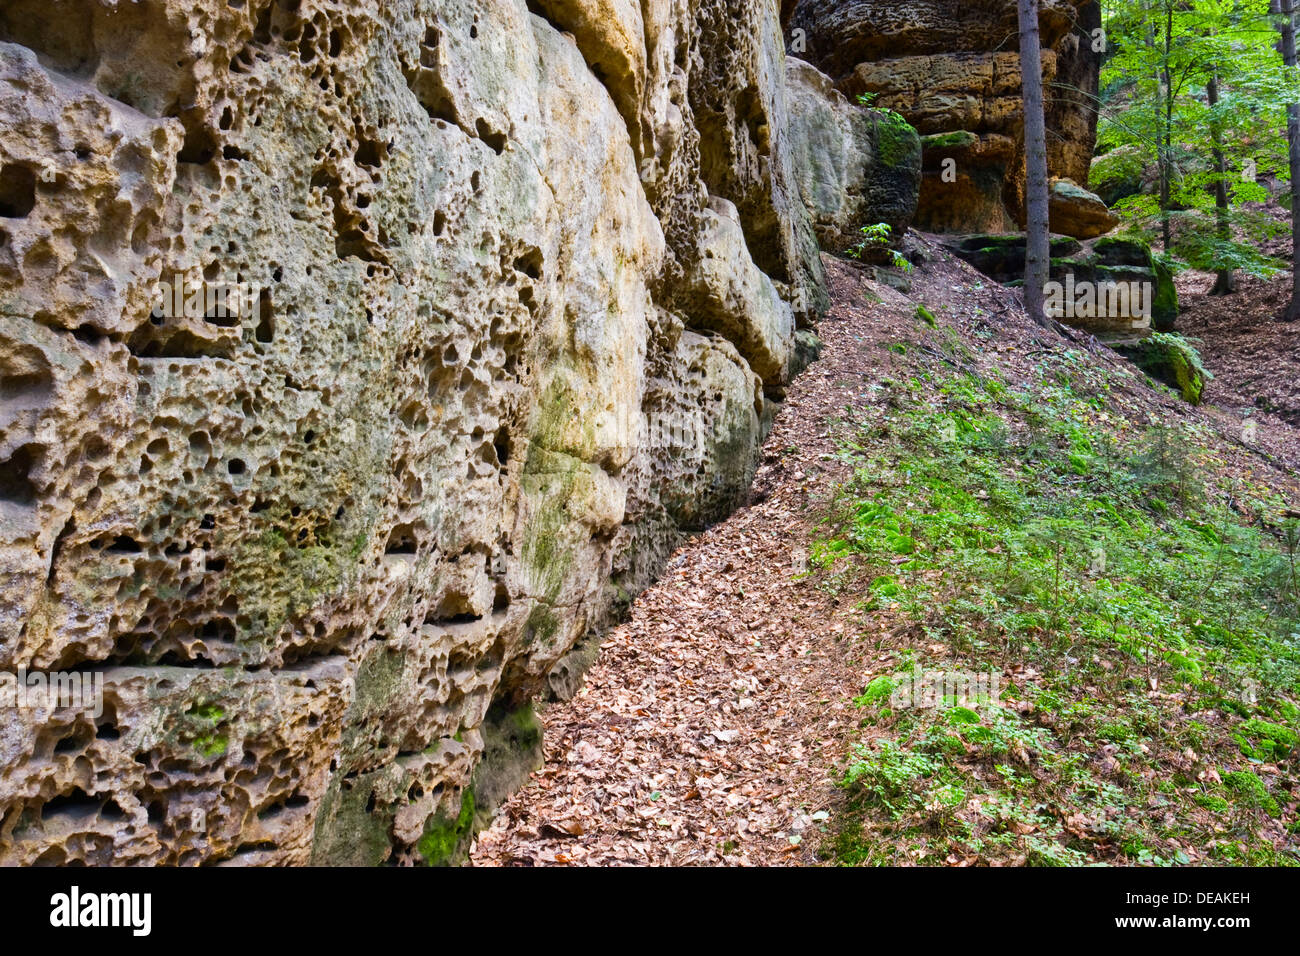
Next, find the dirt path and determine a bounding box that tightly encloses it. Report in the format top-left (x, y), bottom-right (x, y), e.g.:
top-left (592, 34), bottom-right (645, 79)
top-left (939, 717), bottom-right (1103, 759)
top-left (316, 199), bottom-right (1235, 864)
top-left (470, 260), bottom-right (897, 865)
top-left (471, 241), bottom-right (1071, 866)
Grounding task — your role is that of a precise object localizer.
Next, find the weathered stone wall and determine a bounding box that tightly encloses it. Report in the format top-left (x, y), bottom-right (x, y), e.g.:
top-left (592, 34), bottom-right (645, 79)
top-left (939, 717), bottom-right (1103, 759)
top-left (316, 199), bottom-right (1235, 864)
top-left (784, 57), bottom-right (921, 254)
top-left (0, 0), bottom-right (823, 865)
top-left (785, 0), bottom-right (1101, 234)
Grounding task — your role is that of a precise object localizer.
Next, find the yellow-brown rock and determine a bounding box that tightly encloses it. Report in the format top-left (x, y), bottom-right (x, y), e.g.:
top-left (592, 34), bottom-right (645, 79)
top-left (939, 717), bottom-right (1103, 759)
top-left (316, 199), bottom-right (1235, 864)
top-left (786, 0), bottom-right (1103, 235)
top-left (1049, 176), bottom-right (1119, 239)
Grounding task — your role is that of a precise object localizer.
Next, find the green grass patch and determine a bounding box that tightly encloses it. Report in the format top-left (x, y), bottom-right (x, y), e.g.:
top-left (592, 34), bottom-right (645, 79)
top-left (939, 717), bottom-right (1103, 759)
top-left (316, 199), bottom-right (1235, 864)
top-left (816, 359), bottom-right (1300, 866)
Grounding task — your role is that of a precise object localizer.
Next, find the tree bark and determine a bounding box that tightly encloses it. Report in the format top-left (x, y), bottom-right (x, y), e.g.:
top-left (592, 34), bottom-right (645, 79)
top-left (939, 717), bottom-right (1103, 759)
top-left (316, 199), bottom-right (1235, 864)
top-left (1206, 73), bottom-right (1237, 295)
top-left (1143, 17), bottom-right (1172, 254)
top-left (1278, 0), bottom-right (1300, 320)
top-left (1160, 1), bottom-right (1174, 251)
top-left (1019, 0), bottom-right (1052, 328)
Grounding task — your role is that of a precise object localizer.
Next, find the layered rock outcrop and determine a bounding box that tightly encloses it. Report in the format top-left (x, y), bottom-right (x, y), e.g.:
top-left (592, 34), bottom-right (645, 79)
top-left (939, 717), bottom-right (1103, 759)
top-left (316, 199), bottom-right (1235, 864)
top-left (785, 0), bottom-right (1102, 236)
top-left (784, 57), bottom-right (921, 253)
top-left (944, 233), bottom-right (1178, 334)
top-left (0, 0), bottom-right (823, 865)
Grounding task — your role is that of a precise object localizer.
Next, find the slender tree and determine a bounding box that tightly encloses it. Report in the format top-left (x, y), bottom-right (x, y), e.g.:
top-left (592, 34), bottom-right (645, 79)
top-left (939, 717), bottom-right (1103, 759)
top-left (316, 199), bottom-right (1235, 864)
top-left (1019, 0), bottom-right (1052, 328)
top-left (1278, 0), bottom-right (1300, 320)
top-left (1161, 3), bottom-right (1176, 250)
top-left (1205, 71), bottom-right (1238, 293)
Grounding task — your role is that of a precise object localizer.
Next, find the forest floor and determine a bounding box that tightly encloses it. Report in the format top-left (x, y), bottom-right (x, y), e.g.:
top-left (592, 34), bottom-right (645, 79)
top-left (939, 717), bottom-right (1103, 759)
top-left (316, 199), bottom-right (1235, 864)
top-left (1178, 270), bottom-right (1300, 439)
top-left (471, 240), bottom-right (1300, 866)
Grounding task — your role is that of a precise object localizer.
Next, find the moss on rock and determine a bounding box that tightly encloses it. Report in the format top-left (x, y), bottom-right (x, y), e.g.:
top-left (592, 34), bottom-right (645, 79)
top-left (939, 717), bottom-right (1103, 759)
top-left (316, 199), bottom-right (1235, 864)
top-left (1151, 259), bottom-right (1178, 331)
top-left (310, 766), bottom-right (401, 867)
top-left (416, 787), bottom-right (476, 866)
top-left (1116, 332), bottom-right (1212, 405)
top-left (920, 130), bottom-right (978, 152)
top-left (875, 111), bottom-right (920, 169)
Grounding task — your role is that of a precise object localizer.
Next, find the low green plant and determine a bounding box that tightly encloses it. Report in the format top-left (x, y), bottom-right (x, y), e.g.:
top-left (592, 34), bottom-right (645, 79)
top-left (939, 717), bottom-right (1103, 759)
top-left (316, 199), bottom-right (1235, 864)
top-left (848, 222), bottom-right (912, 272)
top-left (817, 356), bottom-right (1299, 866)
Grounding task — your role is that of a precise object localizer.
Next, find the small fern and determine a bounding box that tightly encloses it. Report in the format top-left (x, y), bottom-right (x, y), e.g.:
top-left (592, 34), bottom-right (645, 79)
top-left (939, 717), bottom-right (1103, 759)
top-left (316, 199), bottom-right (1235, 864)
top-left (848, 222), bottom-right (912, 272)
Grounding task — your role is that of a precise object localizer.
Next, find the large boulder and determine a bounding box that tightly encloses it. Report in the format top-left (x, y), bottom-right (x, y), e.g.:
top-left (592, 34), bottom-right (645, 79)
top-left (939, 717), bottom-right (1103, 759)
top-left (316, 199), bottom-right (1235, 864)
top-left (943, 233), bottom-right (1084, 283)
top-left (1090, 144), bottom-right (1149, 207)
top-left (0, 0), bottom-right (825, 866)
top-left (1112, 334), bottom-right (1209, 405)
top-left (784, 57), bottom-right (921, 253)
top-left (1049, 177), bottom-right (1119, 239)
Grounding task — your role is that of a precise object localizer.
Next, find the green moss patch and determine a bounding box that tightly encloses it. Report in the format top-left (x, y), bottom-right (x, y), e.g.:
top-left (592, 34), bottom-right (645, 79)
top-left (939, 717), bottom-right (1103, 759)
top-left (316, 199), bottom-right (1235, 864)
top-left (417, 787), bottom-right (477, 866)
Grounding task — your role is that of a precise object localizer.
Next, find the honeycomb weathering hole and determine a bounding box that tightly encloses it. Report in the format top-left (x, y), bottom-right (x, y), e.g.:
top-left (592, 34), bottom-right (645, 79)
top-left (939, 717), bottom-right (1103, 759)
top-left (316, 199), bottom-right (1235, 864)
top-left (0, 163), bottom-right (37, 218)
top-left (0, 444), bottom-right (39, 505)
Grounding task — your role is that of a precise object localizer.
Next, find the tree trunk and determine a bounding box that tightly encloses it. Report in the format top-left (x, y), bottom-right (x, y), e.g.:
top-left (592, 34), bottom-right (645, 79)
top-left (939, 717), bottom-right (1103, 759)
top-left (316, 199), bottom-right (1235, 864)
top-left (1206, 73), bottom-right (1237, 295)
top-left (1278, 0), bottom-right (1300, 320)
top-left (1161, 1), bottom-right (1174, 251)
top-left (1019, 0), bottom-right (1051, 328)
top-left (1144, 19), bottom-right (1171, 253)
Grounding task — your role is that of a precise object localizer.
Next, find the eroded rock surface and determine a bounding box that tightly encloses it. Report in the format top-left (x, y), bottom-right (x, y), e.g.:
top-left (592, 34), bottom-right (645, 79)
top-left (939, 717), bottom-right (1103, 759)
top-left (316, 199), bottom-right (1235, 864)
top-left (784, 57), bottom-right (920, 254)
top-left (785, 0), bottom-right (1102, 235)
top-left (1048, 176), bottom-right (1119, 240)
top-left (0, 0), bottom-right (823, 865)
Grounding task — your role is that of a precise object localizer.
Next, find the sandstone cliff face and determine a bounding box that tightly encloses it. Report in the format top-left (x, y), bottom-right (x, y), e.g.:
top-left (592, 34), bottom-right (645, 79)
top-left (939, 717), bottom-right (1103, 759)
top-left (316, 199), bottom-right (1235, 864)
top-left (0, 0), bottom-right (823, 865)
top-left (786, 0), bottom-right (1101, 235)
top-left (784, 57), bottom-right (921, 253)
